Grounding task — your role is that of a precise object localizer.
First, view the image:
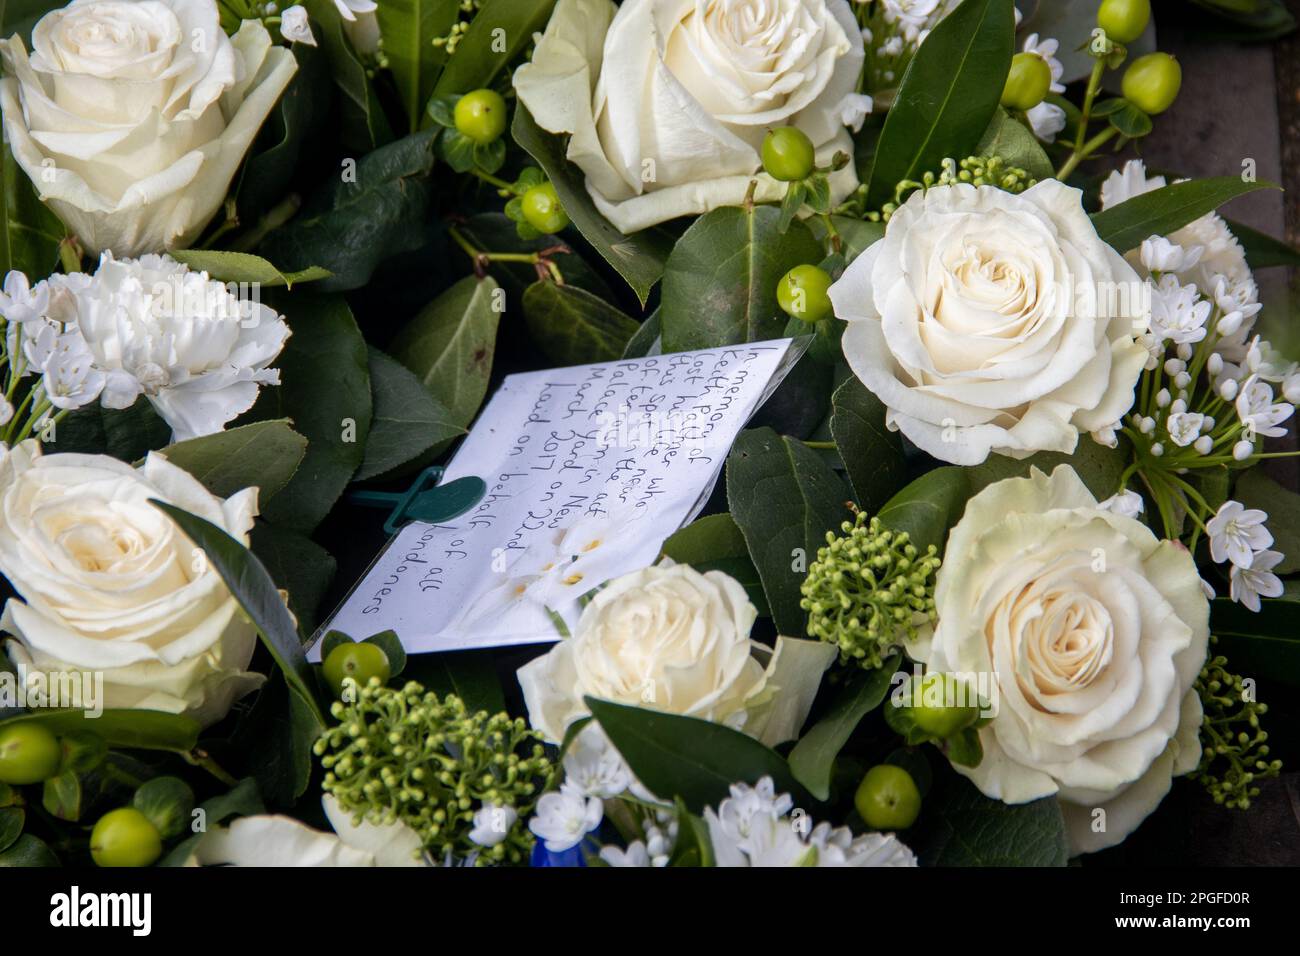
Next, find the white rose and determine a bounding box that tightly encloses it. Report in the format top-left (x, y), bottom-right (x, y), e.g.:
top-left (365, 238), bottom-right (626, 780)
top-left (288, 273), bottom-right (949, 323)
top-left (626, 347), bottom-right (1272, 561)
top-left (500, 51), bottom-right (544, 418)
top-left (513, 0), bottom-right (864, 234)
top-left (830, 180), bottom-right (1151, 465)
top-left (914, 466), bottom-right (1208, 854)
top-left (42, 252), bottom-right (291, 440)
top-left (517, 563), bottom-right (835, 746)
top-left (0, 0), bottom-right (297, 256)
top-left (0, 440), bottom-right (264, 726)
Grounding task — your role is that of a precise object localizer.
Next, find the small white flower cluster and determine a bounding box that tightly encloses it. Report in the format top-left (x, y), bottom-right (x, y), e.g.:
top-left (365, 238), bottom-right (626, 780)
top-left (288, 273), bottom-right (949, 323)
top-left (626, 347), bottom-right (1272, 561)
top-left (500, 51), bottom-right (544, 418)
top-left (0, 254), bottom-right (290, 444)
top-left (703, 777), bottom-right (917, 867)
top-left (1207, 501), bottom-right (1284, 612)
top-left (858, 0), bottom-right (959, 90)
top-left (524, 722), bottom-right (641, 855)
top-left (1100, 160), bottom-right (1295, 612)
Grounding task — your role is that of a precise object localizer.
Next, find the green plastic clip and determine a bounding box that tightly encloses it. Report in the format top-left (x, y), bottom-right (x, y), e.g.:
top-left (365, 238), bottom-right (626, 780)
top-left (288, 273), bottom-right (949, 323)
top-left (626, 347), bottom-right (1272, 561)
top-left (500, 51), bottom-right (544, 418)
top-left (349, 467), bottom-right (487, 535)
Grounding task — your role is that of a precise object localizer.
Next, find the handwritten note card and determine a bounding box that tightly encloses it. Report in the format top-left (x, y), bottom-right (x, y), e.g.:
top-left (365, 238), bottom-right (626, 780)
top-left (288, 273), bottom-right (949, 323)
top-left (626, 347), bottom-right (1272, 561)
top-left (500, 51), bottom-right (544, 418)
top-left (314, 338), bottom-right (802, 657)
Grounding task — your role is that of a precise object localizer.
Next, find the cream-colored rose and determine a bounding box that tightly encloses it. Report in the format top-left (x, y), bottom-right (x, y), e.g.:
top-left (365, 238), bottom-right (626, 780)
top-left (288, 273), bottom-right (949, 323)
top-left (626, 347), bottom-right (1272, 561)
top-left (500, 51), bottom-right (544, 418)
top-left (913, 466), bottom-right (1208, 854)
top-left (0, 0), bottom-right (297, 256)
top-left (0, 440), bottom-right (264, 726)
top-left (517, 563), bottom-right (835, 746)
top-left (513, 0), bottom-right (864, 234)
top-left (831, 180), bottom-right (1150, 465)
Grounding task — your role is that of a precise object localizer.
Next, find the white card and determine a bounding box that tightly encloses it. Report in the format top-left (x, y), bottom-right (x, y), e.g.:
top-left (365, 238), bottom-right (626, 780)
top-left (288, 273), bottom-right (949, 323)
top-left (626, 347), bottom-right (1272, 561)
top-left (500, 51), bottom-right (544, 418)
top-left (312, 338), bottom-right (803, 658)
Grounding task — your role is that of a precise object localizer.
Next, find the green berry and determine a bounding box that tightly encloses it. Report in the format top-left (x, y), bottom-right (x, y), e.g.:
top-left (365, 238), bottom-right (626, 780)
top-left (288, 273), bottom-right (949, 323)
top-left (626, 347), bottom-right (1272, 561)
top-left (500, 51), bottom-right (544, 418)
top-left (1001, 52), bottom-right (1052, 112)
top-left (1122, 52), bottom-right (1181, 115)
top-left (761, 127), bottom-right (816, 182)
top-left (90, 808), bottom-right (162, 868)
top-left (909, 673), bottom-right (979, 738)
top-left (777, 264), bottom-right (833, 323)
top-left (855, 764), bottom-right (921, 831)
top-left (453, 89), bottom-right (508, 146)
top-left (323, 642), bottom-right (391, 697)
top-left (1097, 0), bottom-right (1151, 45)
top-left (521, 182), bottom-right (569, 234)
top-left (0, 722), bottom-right (62, 785)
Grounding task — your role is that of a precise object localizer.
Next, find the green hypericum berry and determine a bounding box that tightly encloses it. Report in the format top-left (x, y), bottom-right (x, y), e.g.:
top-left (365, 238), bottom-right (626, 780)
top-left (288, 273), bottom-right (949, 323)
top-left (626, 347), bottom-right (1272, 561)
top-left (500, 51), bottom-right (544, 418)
top-left (0, 722), bottom-right (62, 785)
top-left (323, 642), bottom-right (391, 697)
top-left (1122, 52), bottom-right (1181, 115)
top-left (521, 182), bottom-right (569, 235)
top-left (1097, 0), bottom-right (1151, 45)
top-left (855, 765), bottom-right (921, 831)
top-left (1001, 52), bottom-right (1052, 111)
top-left (908, 673), bottom-right (980, 738)
top-left (90, 808), bottom-right (163, 868)
top-left (453, 89), bottom-right (508, 145)
top-left (761, 127), bottom-right (816, 182)
top-left (777, 264), bottom-right (833, 323)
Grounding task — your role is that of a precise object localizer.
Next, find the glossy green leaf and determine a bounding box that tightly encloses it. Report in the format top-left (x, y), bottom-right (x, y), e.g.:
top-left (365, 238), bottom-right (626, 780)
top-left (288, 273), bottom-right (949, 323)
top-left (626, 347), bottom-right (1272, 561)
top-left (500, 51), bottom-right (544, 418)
top-left (967, 436), bottom-right (1129, 502)
top-left (726, 428), bottom-right (852, 635)
top-left (1091, 177), bottom-right (1279, 253)
top-left (434, 0), bottom-right (558, 94)
top-left (788, 655), bottom-right (900, 800)
top-left (876, 466), bottom-right (972, 555)
top-left (1211, 598), bottom-right (1300, 687)
top-left (168, 250), bottom-right (330, 288)
top-left (661, 204), bottom-right (823, 352)
top-left (260, 131), bottom-right (437, 291)
top-left (158, 420), bottom-right (307, 503)
top-left (358, 347), bottom-right (465, 481)
top-left (0, 833), bottom-right (58, 867)
top-left (829, 376), bottom-right (907, 514)
top-left (587, 697), bottom-right (813, 814)
top-left (975, 107), bottom-right (1055, 181)
top-left (404, 651), bottom-right (507, 714)
top-left (0, 709), bottom-right (199, 752)
top-left (377, 0), bottom-right (459, 130)
top-left (2, 141), bottom-right (63, 279)
top-left (916, 775), bottom-right (1068, 866)
top-left (391, 274), bottom-right (501, 429)
top-left (622, 308), bottom-right (662, 359)
top-left (303, 0), bottom-right (391, 149)
top-left (865, 0), bottom-right (1014, 209)
top-left (247, 294), bottom-right (371, 533)
top-left (250, 521), bottom-right (338, 635)
top-left (512, 105), bottom-right (674, 306)
top-left (1225, 218), bottom-right (1300, 269)
top-left (0, 808), bottom-right (22, 853)
top-left (522, 281), bottom-right (640, 365)
top-left (133, 777), bottom-right (195, 840)
top-left (152, 501), bottom-right (325, 726)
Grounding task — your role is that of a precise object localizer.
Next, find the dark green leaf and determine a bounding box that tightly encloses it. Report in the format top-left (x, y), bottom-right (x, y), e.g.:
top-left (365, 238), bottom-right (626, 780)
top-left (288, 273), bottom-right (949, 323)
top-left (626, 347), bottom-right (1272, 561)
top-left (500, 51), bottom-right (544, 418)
top-left (1225, 218), bottom-right (1300, 269)
top-left (358, 347), bottom-right (465, 481)
top-left (404, 652), bottom-right (507, 714)
top-left (0, 710), bottom-right (199, 752)
top-left (968, 437), bottom-right (1128, 502)
top-left (876, 466), bottom-right (972, 555)
top-left (829, 376), bottom-right (907, 514)
top-left (512, 105), bottom-right (674, 306)
top-left (0, 808), bottom-right (22, 853)
top-left (232, 670), bottom-right (324, 806)
top-left (1091, 177), bottom-right (1279, 253)
top-left (661, 204), bottom-right (823, 352)
top-left (916, 774), bottom-right (1068, 866)
top-left (3, 140), bottom-right (63, 279)
top-left (587, 697), bottom-right (813, 814)
top-left (133, 777), bottom-right (195, 840)
top-left (0, 833), bottom-right (58, 867)
top-left (726, 428), bottom-right (852, 635)
top-left (157, 420), bottom-right (307, 503)
top-left (1212, 598), bottom-right (1300, 687)
top-left (362, 630), bottom-right (408, 679)
top-left (975, 107), bottom-right (1055, 181)
top-left (1106, 100), bottom-right (1153, 139)
top-left (434, 0), bottom-right (557, 94)
top-left (622, 308), bottom-right (662, 359)
top-left (249, 521), bottom-right (338, 635)
top-left (248, 294), bottom-right (371, 533)
top-left (390, 275), bottom-right (501, 429)
top-left (152, 502), bottom-right (325, 727)
top-left (167, 250), bottom-right (330, 288)
top-left (260, 131), bottom-right (437, 291)
top-left (522, 281), bottom-right (640, 365)
top-left (788, 656), bottom-right (900, 800)
top-left (41, 772), bottom-right (80, 822)
top-left (811, 216), bottom-right (884, 262)
top-left (303, 0), bottom-right (392, 150)
top-left (48, 397), bottom-right (171, 460)
top-left (864, 0), bottom-right (1015, 209)
top-left (377, 0), bottom-right (459, 130)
